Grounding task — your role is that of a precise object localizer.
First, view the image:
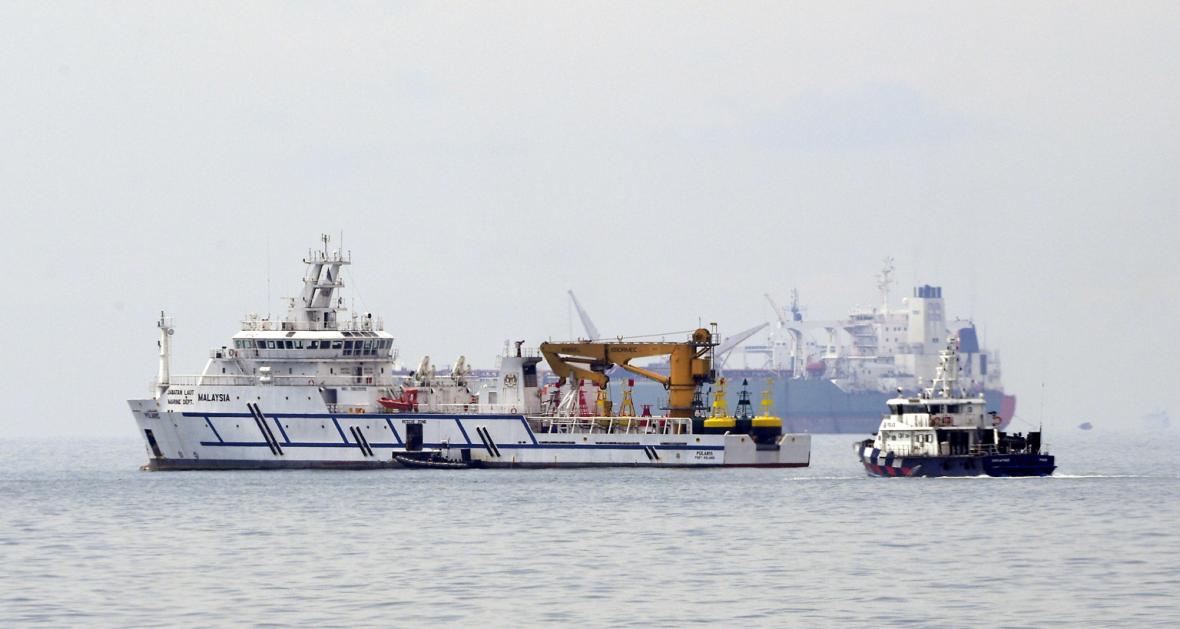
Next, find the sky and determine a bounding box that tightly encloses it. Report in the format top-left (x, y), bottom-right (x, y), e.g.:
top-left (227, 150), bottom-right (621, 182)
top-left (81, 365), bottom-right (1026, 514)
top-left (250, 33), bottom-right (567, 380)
top-left (2, 2), bottom-right (1177, 437)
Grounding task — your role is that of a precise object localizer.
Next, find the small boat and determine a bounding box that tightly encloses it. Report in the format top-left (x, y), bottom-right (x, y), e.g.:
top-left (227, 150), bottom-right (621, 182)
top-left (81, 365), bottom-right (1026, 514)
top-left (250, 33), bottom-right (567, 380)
top-left (854, 338), bottom-right (1055, 478)
top-left (395, 453), bottom-right (472, 469)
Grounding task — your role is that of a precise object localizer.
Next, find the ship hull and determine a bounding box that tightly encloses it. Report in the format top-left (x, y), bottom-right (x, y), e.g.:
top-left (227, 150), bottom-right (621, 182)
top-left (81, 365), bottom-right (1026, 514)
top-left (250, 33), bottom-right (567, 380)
top-left (130, 399), bottom-right (811, 470)
top-left (856, 445), bottom-right (1055, 477)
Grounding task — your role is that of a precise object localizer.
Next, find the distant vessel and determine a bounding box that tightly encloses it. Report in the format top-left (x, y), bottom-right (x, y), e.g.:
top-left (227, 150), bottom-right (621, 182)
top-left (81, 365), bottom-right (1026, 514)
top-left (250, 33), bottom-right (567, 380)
top-left (853, 338), bottom-right (1054, 477)
top-left (574, 259), bottom-right (1015, 434)
top-left (129, 236), bottom-right (811, 470)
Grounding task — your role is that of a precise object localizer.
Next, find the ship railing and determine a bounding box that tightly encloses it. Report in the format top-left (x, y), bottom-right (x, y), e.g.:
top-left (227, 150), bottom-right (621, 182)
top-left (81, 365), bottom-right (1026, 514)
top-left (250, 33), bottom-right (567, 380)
top-left (538, 415), bottom-right (689, 435)
top-left (164, 374), bottom-right (399, 387)
top-left (165, 375), bottom-right (256, 386)
top-left (431, 403), bottom-right (488, 414)
top-left (238, 318), bottom-right (385, 333)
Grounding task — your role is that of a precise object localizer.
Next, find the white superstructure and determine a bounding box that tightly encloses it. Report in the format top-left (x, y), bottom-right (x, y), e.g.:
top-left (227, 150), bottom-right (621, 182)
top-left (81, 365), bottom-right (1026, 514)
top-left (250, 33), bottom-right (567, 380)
top-left (743, 259), bottom-right (1003, 396)
top-left (129, 237), bottom-right (811, 470)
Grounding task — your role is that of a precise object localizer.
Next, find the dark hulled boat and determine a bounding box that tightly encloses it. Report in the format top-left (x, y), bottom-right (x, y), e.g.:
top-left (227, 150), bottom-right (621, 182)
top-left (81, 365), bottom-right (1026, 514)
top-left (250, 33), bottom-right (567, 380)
top-left (854, 338), bottom-right (1054, 478)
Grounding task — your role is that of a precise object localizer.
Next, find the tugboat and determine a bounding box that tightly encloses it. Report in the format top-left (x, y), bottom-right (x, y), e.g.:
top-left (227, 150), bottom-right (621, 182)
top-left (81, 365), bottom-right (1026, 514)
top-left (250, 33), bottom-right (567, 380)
top-left (855, 338), bottom-right (1054, 477)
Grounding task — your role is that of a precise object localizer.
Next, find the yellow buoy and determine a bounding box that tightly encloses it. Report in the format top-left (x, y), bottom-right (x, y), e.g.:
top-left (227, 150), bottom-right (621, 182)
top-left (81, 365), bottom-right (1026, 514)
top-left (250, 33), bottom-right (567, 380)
top-left (704, 416), bottom-right (737, 430)
top-left (753, 377), bottom-right (783, 430)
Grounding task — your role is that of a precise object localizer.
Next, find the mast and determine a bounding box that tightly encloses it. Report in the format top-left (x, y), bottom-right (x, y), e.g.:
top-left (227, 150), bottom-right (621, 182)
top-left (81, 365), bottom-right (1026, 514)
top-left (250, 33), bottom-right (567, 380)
top-left (290, 234), bottom-right (351, 330)
top-left (926, 336), bottom-right (960, 399)
top-left (876, 257), bottom-right (895, 315)
top-left (156, 311), bottom-right (174, 399)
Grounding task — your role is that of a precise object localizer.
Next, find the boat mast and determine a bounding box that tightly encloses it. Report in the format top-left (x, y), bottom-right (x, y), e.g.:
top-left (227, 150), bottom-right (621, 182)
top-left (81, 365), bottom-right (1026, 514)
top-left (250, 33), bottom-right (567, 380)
top-left (155, 311), bottom-right (174, 399)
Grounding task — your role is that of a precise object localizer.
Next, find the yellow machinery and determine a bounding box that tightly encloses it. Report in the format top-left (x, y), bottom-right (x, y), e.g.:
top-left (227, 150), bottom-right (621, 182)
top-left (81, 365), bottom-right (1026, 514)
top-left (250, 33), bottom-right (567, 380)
top-left (704, 376), bottom-right (736, 430)
top-left (538, 327), bottom-right (716, 419)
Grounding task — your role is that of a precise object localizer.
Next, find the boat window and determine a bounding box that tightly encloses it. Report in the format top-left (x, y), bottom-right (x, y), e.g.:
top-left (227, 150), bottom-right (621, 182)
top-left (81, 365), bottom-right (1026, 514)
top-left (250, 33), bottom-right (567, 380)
top-left (284, 340), bottom-right (294, 349)
top-left (294, 340), bottom-right (304, 349)
top-left (947, 405), bottom-right (961, 413)
top-left (887, 403), bottom-right (901, 415)
top-left (332, 340), bottom-right (343, 350)
top-left (267, 340), bottom-right (276, 349)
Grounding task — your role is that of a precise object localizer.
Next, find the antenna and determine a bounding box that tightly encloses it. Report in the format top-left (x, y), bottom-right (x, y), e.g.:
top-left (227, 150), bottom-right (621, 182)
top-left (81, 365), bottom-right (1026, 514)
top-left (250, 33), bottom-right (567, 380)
top-left (266, 238), bottom-right (272, 318)
top-left (1040, 381), bottom-right (1046, 432)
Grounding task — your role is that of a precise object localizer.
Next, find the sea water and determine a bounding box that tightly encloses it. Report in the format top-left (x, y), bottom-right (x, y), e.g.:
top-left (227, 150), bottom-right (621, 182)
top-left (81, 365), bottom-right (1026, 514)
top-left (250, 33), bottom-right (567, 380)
top-left (1, 430), bottom-right (1177, 627)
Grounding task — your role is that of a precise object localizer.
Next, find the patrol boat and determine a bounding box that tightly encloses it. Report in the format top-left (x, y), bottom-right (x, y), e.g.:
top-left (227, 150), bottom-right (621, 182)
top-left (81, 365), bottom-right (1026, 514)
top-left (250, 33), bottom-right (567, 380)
top-left (128, 236), bottom-right (811, 470)
top-left (854, 338), bottom-right (1054, 477)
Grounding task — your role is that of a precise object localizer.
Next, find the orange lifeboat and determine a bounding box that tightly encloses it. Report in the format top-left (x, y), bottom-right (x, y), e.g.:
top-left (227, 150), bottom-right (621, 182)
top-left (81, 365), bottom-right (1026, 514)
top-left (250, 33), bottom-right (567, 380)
top-left (378, 388), bottom-right (418, 412)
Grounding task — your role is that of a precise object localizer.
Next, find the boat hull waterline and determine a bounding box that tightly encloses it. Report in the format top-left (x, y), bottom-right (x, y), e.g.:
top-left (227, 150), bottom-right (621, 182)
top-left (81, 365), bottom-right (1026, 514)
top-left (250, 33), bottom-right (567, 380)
top-left (131, 402), bottom-right (812, 470)
top-left (856, 445), bottom-right (1056, 477)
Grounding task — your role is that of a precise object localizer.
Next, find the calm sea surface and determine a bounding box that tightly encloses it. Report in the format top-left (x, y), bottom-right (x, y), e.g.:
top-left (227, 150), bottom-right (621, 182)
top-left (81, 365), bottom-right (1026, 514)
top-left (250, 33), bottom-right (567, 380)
top-left (1, 430), bottom-right (1177, 627)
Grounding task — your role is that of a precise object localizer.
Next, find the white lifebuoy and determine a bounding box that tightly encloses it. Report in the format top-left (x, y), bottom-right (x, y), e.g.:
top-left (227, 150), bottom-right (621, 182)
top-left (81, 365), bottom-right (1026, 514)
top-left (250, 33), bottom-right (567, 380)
top-left (510, 406), bottom-right (517, 414)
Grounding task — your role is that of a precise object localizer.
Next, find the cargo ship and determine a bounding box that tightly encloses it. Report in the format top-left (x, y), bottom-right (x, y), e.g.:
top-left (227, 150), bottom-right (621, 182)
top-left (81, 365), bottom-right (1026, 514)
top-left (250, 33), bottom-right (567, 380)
top-left (572, 260), bottom-right (1015, 435)
top-left (128, 236), bottom-right (811, 470)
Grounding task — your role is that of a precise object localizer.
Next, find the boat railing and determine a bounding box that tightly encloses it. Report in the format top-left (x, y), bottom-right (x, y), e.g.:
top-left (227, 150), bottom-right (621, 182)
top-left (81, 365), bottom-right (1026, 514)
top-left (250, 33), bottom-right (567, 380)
top-left (238, 317), bottom-right (385, 333)
top-left (164, 374), bottom-right (399, 387)
top-left (537, 415), bottom-right (689, 435)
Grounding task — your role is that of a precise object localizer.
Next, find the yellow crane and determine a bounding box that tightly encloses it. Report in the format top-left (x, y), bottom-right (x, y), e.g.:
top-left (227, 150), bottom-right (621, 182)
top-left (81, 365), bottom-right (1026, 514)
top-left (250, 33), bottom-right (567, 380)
top-left (538, 327), bottom-right (716, 418)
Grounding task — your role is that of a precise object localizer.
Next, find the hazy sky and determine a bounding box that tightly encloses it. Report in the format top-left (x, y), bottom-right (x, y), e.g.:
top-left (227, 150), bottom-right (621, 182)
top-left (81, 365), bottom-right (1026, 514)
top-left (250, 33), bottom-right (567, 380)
top-left (2, 2), bottom-right (1177, 437)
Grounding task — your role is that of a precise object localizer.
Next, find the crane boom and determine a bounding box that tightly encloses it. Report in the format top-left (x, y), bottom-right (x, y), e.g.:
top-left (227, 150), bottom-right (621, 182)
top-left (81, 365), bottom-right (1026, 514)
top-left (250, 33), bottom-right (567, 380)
top-left (716, 322), bottom-right (769, 366)
top-left (764, 293), bottom-right (790, 326)
top-left (567, 290), bottom-right (601, 340)
top-left (539, 328), bottom-right (716, 418)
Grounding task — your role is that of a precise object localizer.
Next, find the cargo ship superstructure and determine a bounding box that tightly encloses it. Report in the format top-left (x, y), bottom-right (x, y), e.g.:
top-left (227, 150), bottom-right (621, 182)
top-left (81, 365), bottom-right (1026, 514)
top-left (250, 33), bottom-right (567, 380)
top-left (574, 260), bottom-right (1015, 435)
top-left (128, 237), bottom-right (811, 470)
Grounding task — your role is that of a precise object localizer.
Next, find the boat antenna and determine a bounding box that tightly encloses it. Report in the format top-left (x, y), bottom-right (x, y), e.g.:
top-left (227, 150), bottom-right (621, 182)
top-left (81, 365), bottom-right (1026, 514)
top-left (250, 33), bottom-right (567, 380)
top-left (266, 238), bottom-right (272, 319)
top-left (1040, 380), bottom-right (1045, 433)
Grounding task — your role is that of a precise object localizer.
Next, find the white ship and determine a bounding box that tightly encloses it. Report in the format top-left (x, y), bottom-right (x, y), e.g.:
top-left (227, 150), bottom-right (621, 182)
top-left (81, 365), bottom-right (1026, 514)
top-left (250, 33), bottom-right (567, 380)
top-left (128, 237), bottom-right (811, 470)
